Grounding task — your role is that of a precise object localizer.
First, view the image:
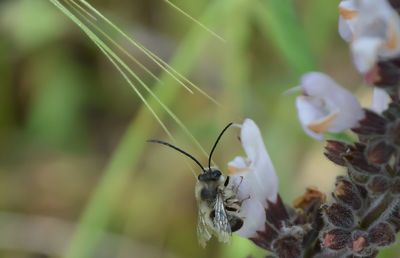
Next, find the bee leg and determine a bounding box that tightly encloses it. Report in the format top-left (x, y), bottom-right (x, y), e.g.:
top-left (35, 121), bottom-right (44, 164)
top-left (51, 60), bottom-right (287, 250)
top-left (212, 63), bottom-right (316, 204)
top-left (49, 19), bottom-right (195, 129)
top-left (238, 195), bottom-right (251, 205)
top-left (233, 176), bottom-right (244, 192)
top-left (223, 176), bottom-right (230, 187)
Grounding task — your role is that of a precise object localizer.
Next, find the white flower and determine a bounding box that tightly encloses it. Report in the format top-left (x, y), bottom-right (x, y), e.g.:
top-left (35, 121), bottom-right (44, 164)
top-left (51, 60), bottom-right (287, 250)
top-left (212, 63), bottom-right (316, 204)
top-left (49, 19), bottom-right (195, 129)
top-left (227, 118), bottom-right (278, 238)
top-left (339, 0), bottom-right (400, 73)
top-left (295, 72), bottom-right (365, 140)
top-left (372, 88), bottom-right (391, 114)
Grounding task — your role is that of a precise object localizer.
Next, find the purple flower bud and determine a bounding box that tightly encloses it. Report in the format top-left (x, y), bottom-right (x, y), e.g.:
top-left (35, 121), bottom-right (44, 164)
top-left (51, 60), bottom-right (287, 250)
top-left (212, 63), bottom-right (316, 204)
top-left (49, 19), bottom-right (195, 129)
top-left (368, 222), bottom-right (396, 246)
top-left (351, 230), bottom-right (369, 253)
top-left (322, 228), bottom-right (351, 250)
top-left (367, 176), bottom-right (391, 194)
top-left (391, 178), bottom-right (400, 194)
top-left (352, 110), bottom-right (387, 135)
top-left (365, 60), bottom-right (400, 87)
top-left (324, 141), bottom-right (349, 166)
top-left (345, 145), bottom-right (380, 174)
top-left (334, 177), bottom-right (362, 210)
top-left (272, 235), bottom-right (302, 258)
top-left (387, 120), bottom-right (400, 145)
top-left (366, 141), bottom-right (395, 164)
top-left (323, 203), bottom-right (355, 228)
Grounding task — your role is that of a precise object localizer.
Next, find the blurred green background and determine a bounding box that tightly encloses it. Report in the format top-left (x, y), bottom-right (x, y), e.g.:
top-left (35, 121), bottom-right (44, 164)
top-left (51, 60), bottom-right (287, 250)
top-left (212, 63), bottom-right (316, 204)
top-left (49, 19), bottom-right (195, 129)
top-left (0, 0), bottom-right (398, 257)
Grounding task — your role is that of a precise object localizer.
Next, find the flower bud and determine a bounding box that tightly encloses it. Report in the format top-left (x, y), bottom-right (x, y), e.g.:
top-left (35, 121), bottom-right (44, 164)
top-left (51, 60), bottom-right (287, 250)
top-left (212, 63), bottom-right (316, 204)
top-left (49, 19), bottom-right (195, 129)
top-left (351, 230), bottom-right (369, 254)
top-left (388, 201), bottom-right (400, 230)
top-left (323, 203), bottom-right (355, 228)
top-left (345, 149), bottom-right (379, 175)
top-left (368, 222), bottom-right (396, 246)
top-left (324, 141), bottom-right (349, 166)
top-left (387, 120), bottom-right (400, 145)
top-left (367, 175), bottom-right (391, 194)
top-left (365, 60), bottom-right (400, 87)
top-left (352, 110), bottom-right (387, 135)
top-left (391, 178), bottom-right (400, 194)
top-left (366, 141), bottom-right (395, 164)
top-left (349, 172), bottom-right (370, 185)
top-left (334, 176), bottom-right (362, 210)
top-left (382, 103), bottom-right (400, 121)
top-left (322, 228), bottom-right (351, 250)
top-left (272, 235), bottom-right (302, 258)
top-left (250, 227), bottom-right (277, 251)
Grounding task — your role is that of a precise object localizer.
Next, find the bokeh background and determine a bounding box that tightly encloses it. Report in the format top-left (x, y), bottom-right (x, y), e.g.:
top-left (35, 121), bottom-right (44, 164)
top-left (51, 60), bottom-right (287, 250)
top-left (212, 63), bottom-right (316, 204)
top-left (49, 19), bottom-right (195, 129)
top-left (0, 0), bottom-right (398, 257)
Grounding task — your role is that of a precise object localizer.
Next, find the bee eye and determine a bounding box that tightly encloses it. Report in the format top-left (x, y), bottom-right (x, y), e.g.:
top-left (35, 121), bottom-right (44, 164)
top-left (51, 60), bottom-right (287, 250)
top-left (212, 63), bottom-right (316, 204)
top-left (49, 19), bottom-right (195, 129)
top-left (212, 170), bottom-right (221, 179)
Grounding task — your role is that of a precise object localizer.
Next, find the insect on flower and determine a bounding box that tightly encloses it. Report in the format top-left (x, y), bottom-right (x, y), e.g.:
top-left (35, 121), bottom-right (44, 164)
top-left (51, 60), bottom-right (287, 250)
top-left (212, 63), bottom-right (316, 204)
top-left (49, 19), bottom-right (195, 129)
top-left (148, 123), bottom-right (244, 247)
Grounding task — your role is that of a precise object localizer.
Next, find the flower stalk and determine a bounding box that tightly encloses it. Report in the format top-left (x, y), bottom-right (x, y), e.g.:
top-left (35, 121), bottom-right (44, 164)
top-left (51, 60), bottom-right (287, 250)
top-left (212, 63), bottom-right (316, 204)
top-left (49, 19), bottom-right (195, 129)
top-left (232, 0), bottom-right (400, 257)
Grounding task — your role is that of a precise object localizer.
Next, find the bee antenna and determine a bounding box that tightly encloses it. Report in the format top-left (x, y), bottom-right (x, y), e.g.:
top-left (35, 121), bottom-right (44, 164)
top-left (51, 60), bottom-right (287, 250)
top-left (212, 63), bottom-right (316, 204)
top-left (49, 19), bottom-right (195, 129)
top-left (208, 122), bottom-right (233, 172)
top-left (147, 139), bottom-right (205, 172)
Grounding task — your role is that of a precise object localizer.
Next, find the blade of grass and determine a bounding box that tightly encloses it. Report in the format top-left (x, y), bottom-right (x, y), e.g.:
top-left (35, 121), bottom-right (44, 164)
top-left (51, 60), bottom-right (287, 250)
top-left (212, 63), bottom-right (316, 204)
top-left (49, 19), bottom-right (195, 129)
top-left (164, 0), bottom-right (226, 43)
top-left (73, 0), bottom-right (220, 105)
top-left (49, 0), bottom-right (173, 138)
top-left (253, 0), bottom-right (317, 74)
top-left (62, 0), bottom-right (227, 257)
top-left (68, 0), bottom-right (162, 84)
top-left (63, 0), bottom-right (211, 159)
top-left (64, 0), bottom-right (220, 159)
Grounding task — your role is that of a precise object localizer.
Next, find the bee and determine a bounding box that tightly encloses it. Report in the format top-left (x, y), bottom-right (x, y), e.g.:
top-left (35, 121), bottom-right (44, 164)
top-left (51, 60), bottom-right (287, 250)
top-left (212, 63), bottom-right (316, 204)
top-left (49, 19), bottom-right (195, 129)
top-left (148, 123), bottom-right (244, 247)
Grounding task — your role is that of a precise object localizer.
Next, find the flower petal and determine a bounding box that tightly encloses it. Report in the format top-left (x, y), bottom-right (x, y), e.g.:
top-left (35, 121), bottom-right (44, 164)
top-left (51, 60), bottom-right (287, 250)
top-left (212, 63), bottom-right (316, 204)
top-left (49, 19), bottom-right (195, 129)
top-left (235, 198), bottom-right (266, 238)
top-left (339, 16), bottom-right (353, 42)
top-left (339, 0), bottom-right (358, 19)
top-left (228, 119), bottom-right (279, 238)
top-left (340, 0), bottom-right (400, 73)
top-left (227, 156), bottom-right (250, 174)
top-left (296, 72), bottom-right (364, 139)
top-left (296, 96), bottom-right (326, 140)
top-left (307, 111), bottom-right (339, 134)
top-left (338, 0), bottom-right (358, 41)
top-left (239, 119), bottom-right (278, 204)
top-left (351, 38), bottom-right (383, 74)
top-left (372, 88), bottom-right (391, 114)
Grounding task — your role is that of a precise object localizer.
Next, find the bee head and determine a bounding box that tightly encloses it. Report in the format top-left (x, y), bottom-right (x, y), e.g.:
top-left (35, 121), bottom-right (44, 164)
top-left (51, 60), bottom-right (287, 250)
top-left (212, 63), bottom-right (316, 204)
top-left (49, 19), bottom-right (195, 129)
top-left (148, 122), bottom-right (233, 181)
top-left (198, 169), bottom-right (222, 182)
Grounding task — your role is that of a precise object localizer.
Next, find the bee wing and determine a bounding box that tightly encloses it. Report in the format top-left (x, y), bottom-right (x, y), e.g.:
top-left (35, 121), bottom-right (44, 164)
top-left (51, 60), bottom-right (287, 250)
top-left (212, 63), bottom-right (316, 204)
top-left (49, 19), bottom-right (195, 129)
top-left (197, 209), bottom-right (212, 248)
top-left (213, 191), bottom-right (231, 243)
